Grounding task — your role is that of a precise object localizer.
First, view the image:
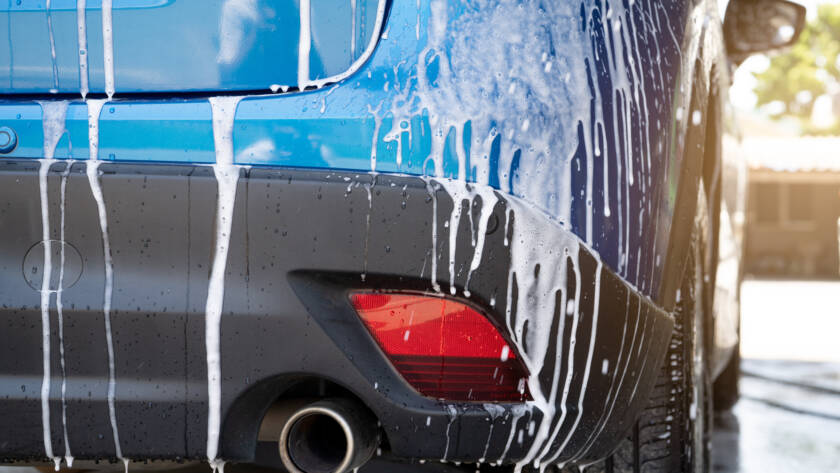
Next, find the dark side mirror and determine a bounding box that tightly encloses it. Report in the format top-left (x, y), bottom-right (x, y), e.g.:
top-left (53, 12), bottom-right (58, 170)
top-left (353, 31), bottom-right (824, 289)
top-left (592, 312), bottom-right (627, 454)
top-left (724, 0), bottom-right (807, 64)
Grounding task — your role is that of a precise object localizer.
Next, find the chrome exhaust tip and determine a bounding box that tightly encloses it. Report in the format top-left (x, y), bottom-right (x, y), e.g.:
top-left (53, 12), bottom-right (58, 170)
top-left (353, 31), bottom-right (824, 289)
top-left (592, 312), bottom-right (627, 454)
top-left (264, 398), bottom-right (379, 473)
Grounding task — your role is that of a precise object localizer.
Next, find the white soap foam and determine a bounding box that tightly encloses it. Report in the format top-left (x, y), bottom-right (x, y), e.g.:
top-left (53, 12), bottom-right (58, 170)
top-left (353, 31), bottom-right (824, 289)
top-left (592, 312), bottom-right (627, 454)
top-left (205, 96), bottom-right (244, 469)
top-left (539, 262), bottom-right (602, 468)
top-left (361, 181), bottom-right (372, 281)
top-left (442, 405), bottom-right (458, 461)
top-left (37, 100), bottom-right (69, 468)
top-left (40, 101), bottom-right (69, 160)
top-left (570, 296), bottom-right (638, 462)
top-left (424, 178), bottom-right (442, 293)
top-left (101, 0), bottom-right (115, 98)
top-left (297, 0), bottom-right (311, 89)
top-left (77, 0), bottom-right (89, 98)
top-left (85, 98), bottom-right (125, 464)
top-left (368, 104), bottom-right (382, 171)
top-left (497, 405), bottom-right (529, 465)
top-left (37, 158), bottom-right (56, 467)
top-left (57, 160), bottom-right (75, 468)
top-left (503, 197), bottom-right (582, 471)
top-left (45, 0), bottom-right (59, 93)
top-left (479, 403), bottom-right (506, 463)
top-left (292, 0), bottom-right (387, 91)
top-left (350, 0), bottom-right (357, 60)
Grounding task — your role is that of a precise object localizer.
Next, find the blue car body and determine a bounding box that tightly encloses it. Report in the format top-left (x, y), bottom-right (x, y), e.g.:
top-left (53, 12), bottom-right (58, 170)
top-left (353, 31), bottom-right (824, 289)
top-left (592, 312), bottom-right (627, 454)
top-left (1, 0), bottom-right (692, 296)
top-left (0, 0), bottom-right (745, 471)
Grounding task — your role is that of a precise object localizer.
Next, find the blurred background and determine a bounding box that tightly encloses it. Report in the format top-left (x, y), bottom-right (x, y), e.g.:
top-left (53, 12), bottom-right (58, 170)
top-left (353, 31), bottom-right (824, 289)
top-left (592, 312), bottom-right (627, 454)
top-left (715, 0), bottom-right (840, 471)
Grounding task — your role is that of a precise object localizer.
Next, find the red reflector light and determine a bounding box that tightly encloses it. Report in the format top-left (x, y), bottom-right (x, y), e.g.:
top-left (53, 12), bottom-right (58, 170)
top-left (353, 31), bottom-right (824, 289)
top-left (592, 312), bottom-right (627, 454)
top-left (350, 292), bottom-right (530, 402)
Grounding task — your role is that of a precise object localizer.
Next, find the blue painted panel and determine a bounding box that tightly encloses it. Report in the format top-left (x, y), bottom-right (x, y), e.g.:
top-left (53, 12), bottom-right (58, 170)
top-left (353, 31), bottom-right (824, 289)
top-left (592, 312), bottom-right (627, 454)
top-left (0, 0), bottom-right (700, 299)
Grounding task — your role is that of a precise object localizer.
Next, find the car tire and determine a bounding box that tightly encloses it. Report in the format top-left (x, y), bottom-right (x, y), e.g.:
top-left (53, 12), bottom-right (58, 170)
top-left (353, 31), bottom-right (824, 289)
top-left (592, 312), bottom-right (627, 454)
top-left (570, 194), bottom-right (713, 473)
top-left (712, 334), bottom-right (740, 412)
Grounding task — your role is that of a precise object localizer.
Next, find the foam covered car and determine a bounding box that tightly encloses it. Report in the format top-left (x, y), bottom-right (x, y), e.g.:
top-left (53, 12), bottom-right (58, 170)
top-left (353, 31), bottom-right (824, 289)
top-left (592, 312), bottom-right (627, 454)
top-left (0, 0), bottom-right (805, 472)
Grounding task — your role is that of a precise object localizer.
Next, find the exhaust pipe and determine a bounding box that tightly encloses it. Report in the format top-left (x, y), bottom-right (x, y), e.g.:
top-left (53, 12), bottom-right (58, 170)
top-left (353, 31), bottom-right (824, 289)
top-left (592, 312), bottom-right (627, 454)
top-left (259, 398), bottom-right (380, 473)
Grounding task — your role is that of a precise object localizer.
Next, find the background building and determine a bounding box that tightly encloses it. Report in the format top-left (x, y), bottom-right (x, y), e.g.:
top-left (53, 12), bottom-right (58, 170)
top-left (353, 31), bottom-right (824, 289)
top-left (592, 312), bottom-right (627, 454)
top-left (744, 137), bottom-right (840, 278)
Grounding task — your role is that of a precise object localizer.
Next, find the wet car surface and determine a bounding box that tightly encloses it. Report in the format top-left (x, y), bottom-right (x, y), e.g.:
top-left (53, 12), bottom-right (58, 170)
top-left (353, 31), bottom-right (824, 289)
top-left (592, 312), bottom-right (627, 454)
top-left (0, 1), bottom-right (812, 472)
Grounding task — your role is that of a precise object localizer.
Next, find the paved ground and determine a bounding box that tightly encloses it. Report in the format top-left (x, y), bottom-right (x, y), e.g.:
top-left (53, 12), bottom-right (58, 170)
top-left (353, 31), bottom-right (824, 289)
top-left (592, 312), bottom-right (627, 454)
top-left (740, 279), bottom-right (840, 363)
top-left (713, 279), bottom-right (840, 473)
top-left (713, 360), bottom-right (840, 473)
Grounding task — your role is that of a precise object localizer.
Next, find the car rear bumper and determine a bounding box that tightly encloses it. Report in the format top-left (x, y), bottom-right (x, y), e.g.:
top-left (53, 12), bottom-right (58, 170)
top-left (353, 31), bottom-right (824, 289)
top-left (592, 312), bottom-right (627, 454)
top-left (0, 159), bottom-right (672, 467)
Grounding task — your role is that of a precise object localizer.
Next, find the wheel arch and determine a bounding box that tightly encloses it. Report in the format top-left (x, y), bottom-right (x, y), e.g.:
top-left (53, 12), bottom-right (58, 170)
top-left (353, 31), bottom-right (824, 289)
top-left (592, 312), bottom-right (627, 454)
top-left (656, 53), bottom-right (725, 314)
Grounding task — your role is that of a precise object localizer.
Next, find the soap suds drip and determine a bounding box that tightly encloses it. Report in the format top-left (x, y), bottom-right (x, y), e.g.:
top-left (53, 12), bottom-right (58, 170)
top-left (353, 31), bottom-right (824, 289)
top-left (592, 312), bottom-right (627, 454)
top-left (37, 157), bottom-right (56, 468)
top-left (502, 198), bottom-right (582, 472)
top-left (539, 261), bottom-right (602, 468)
top-left (39, 101), bottom-right (69, 160)
top-left (292, 0), bottom-right (387, 91)
top-left (206, 96), bottom-right (244, 470)
top-left (297, 0), bottom-right (311, 90)
top-left (479, 404), bottom-right (506, 463)
top-left (432, 179), bottom-right (498, 298)
top-left (568, 293), bottom-right (635, 464)
top-left (463, 186), bottom-right (497, 297)
top-left (415, 0), bottom-right (421, 39)
top-left (442, 405), bottom-right (458, 461)
top-left (350, 0), bottom-right (357, 60)
top-left (77, 0), bottom-right (89, 98)
top-left (361, 180), bottom-right (373, 282)
top-left (37, 100), bottom-right (69, 469)
top-left (57, 160), bottom-right (74, 468)
top-left (45, 0), bottom-right (59, 93)
top-left (85, 98), bottom-right (125, 464)
top-left (443, 182), bottom-right (467, 295)
top-left (627, 314), bottom-right (654, 401)
top-left (497, 405), bottom-right (529, 465)
top-left (368, 103), bottom-right (382, 171)
top-left (424, 178), bottom-right (441, 293)
top-left (102, 0), bottom-right (115, 98)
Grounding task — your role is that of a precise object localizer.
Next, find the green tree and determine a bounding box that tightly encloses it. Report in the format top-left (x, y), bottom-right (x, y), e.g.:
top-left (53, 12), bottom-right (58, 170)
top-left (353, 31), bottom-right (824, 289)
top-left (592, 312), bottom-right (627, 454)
top-left (753, 4), bottom-right (840, 134)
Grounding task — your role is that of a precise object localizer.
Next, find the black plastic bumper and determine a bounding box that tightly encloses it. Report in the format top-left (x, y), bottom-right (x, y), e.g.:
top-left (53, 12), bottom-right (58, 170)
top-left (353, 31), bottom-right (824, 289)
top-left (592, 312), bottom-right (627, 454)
top-left (0, 160), bottom-right (673, 467)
